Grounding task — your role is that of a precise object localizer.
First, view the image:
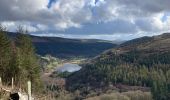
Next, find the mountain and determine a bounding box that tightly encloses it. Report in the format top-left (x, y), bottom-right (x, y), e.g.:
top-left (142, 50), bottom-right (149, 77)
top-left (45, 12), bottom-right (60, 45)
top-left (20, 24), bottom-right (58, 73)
top-left (90, 33), bottom-right (170, 65)
top-left (7, 32), bottom-right (117, 58)
top-left (66, 33), bottom-right (170, 92)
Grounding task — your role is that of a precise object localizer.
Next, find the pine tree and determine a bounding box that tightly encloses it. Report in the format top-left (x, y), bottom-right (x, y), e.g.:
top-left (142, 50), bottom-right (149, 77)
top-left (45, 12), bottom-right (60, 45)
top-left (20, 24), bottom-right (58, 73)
top-left (151, 70), bottom-right (168, 100)
top-left (9, 41), bottom-right (20, 85)
top-left (15, 26), bottom-right (42, 92)
top-left (0, 25), bottom-right (12, 83)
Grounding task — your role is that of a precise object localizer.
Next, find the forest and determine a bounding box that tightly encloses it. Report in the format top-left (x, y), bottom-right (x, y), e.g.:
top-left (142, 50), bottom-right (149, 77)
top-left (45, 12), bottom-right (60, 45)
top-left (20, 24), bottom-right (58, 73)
top-left (67, 34), bottom-right (170, 100)
top-left (0, 25), bottom-right (42, 93)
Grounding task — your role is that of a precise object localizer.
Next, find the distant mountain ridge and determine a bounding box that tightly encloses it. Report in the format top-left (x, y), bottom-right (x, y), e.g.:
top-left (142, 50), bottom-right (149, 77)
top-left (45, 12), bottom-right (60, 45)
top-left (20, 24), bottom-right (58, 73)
top-left (86, 32), bottom-right (170, 66)
top-left (7, 32), bottom-right (117, 58)
top-left (118, 33), bottom-right (170, 53)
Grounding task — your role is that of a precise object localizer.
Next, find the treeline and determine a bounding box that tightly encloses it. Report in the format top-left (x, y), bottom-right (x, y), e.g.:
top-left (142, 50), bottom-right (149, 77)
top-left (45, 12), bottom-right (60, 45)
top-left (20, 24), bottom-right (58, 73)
top-left (67, 51), bottom-right (170, 100)
top-left (0, 25), bottom-right (42, 92)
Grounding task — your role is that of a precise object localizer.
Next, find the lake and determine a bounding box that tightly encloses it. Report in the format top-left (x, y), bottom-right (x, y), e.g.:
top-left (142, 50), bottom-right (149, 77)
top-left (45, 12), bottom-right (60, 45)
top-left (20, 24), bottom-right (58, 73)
top-left (56, 63), bottom-right (82, 73)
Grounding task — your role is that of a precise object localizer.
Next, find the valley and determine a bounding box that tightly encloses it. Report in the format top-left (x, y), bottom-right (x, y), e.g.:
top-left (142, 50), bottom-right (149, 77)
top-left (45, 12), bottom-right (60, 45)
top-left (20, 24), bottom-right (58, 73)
top-left (1, 30), bottom-right (170, 100)
top-left (1, 0), bottom-right (170, 100)
top-left (38, 33), bottom-right (170, 100)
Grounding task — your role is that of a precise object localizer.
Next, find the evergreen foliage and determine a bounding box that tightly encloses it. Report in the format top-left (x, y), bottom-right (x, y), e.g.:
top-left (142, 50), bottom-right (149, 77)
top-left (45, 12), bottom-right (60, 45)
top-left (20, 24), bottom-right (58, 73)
top-left (67, 46), bottom-right (170, 99)
top-left (0, 25), bottom-right (42, 92)
top-left (0, 25), bottom-right (14, 83)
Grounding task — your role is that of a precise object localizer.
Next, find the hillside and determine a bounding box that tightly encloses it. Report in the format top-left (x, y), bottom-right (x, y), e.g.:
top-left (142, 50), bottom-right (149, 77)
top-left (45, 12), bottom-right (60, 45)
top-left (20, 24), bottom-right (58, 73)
top-left (119, 33), bottom-right (170, 52)
top-left (89, 33), bottom-right (170, 65)
top-left (7, 32), bottom-right (117, 58)
top-left (66, 33), bottom-right (170, 99)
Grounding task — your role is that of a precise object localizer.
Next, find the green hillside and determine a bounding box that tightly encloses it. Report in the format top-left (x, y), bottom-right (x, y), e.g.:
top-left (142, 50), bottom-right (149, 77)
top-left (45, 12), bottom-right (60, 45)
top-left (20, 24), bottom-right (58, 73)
top-left (66, 33), bottom-right (170, 100)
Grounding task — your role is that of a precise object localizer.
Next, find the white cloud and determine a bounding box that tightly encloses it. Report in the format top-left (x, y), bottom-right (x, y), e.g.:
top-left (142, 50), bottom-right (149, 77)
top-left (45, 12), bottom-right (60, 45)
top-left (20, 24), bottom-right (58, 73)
top-left (0, 0), bottom-right (170, 40)
top-left (163, 16), bottom-right (170, 31)
top-left (50, 0), bottom-right (92, 29)
top-left (1, 21), bottom-right (38, 32)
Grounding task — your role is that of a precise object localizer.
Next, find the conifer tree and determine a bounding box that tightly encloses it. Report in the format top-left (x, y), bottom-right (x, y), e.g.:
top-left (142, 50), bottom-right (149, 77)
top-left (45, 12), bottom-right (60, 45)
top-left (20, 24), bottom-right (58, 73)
top-left (9, 41), bottom-right (20, 85)
top-left (15, 26), bottom-right (42, 92)
top-left (0, 25), bottom-right (12, 83)
top-left (151, 70), bottom-right (168, 100)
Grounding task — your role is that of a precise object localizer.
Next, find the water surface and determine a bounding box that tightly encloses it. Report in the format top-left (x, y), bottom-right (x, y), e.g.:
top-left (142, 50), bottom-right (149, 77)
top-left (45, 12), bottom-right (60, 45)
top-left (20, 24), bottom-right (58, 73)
top-left (56, 63), bottom-right (82, 73)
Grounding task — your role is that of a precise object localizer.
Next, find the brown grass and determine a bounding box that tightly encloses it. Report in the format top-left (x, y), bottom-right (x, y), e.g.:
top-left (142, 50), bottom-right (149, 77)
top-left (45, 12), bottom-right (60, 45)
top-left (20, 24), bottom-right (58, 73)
top-left (85, 91), bottom-right (153, 100)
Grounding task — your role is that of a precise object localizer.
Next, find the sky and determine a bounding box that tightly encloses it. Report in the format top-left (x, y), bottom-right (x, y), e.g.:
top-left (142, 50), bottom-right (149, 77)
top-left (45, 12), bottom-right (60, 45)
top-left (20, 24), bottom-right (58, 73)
top-left (0, 0), bottom-right (170, 41)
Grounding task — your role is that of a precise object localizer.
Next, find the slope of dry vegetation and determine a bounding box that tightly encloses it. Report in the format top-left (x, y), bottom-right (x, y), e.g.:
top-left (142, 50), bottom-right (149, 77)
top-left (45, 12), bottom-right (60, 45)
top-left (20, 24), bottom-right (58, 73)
top-left (86, 91), bottom-right (152, 100)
